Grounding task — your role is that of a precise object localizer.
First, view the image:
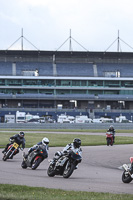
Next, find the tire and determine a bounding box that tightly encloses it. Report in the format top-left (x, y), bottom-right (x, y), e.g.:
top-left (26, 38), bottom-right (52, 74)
top-left (21, 161), bottom-right (27, 169)
top-left (3, 154), bottom-right (7, 161)
top-left (31, 157), bottom-right (42, 170)
top-left (107, 138), bottom-right (110, 146)
top-left (2, 151), bottom-right (12, 161)
top-left (47, 164), bottom-right (55, 177)
top-left (63, 161), bottom-right (75, 178)
top-left (122, 170), bottom-right (132, 183)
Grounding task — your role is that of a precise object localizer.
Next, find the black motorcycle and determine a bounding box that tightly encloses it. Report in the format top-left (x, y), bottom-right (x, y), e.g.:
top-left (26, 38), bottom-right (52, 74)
top-left (3, 141), bottom-right (21, 161)
top-left (21, 145), bottom-right (48, 170)
top-left (47, 149), bottom-right (82, 178)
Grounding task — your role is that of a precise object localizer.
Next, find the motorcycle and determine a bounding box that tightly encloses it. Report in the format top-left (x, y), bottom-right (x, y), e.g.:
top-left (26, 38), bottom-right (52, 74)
top-left (21, 145), bottom-right (48, 170)
top-left (2, 141), bottom-right (21, 161)
top-left (122, 157), bottom-right (133, 183)
top-left (106, 132), bottom-right (114, 146)
top-left (47, 149), bottom-right (82, 178)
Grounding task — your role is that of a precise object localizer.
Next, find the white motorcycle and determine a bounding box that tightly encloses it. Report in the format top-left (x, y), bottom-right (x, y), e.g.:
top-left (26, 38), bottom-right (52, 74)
top-left (47, 149), bottom-right (82, 178)
top-left (122, 157), bottom-right (133, 183)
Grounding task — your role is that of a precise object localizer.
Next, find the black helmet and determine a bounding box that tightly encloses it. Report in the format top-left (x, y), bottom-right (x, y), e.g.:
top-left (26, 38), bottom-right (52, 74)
top-left (19, 131), bottom-right (25, 137)
top-left (73, 138), bottom-right (81, 148)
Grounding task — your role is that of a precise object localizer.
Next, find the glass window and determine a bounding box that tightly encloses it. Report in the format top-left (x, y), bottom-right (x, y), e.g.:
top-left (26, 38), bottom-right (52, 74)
top-left (23, 80), bottom-right (37, 85)
top-left (7, 79), bottom-right (21, 86)
top-left (23, 89), bottom-right (38, 94)
top-left (104, 90), bottom-right (119, 94)
top-left (56, 90), bottom-right (70, 95)
top-left (81, 80), bottom-right (87, 86)
top-left (88, 81), bottom-right (103, 87)
top-left (104, 81), bottom-right (119, 87)
top-left (39, 89), bottom-right (54, 94)
top-left (71, 90), bottom-right (86, 94)
top-left (121, 81), bottom-right (133, 88)
top-left (89, 90), bottom-right (103, 94)
top-left (72, 80), bottom-right (80, 86)
top-left (41, 80), bottom-right (54, 86)
top-left (61, 80), bottom-right (71, 86)
top-left (0, 79), bottom-right (5, 85)
top-left (120, 90), bottom-right (133, 95)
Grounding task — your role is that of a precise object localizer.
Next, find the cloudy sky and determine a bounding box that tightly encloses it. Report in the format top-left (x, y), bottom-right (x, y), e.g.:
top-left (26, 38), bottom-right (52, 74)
top-left (0, 0), bottom-right (133, 52)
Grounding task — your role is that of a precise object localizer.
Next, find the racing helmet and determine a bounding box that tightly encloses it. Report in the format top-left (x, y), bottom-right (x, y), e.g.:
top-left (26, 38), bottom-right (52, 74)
top-left (73, 138), bottom-right (81, 148)
top-left (42, 137), bottom-right (49, 145)
top-left (19, 131), bottom-right (25, 137)
top-left (110, 125), bottom-right (114, 130)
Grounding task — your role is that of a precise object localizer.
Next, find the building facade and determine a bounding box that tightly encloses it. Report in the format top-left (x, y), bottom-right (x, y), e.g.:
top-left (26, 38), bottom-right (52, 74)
top-left (0, 50), bottom-right (133, 121)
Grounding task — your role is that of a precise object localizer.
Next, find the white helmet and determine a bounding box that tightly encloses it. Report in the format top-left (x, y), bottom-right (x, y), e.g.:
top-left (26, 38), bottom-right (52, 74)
top-left (42, 137), bottom-right (49, 145)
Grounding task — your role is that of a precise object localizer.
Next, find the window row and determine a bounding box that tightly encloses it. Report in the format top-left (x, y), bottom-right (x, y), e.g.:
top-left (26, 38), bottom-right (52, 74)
top-left (0, 79), bottom-right (133, 88)
top-left (0, 89), bottom-right (133, 95)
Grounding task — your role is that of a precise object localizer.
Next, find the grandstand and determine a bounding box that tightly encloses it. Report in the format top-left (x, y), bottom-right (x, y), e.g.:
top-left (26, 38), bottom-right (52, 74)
top-left (0, 50), bottom-right (133, 122)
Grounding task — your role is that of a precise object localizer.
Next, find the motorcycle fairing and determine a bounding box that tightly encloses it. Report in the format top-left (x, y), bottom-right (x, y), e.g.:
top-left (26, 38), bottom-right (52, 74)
top-left (55, 156), bottom-right (68, 168)
top-left (26, 151), bottom-right (38, 167)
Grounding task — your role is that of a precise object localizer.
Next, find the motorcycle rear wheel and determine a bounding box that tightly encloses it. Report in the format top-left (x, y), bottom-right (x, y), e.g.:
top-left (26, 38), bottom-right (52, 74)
top-left (31, 157), bottom-right (42, 170)
top-left (122, 170), bottom-right (132, 183)
top-left (63, 161), bottom-right (75, 178)
top-left (47, 164), bottom-right (55, 177)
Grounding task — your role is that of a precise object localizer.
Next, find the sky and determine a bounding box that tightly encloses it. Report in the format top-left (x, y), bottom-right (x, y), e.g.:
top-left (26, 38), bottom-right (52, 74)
top-left (1, 0), bottom-right (133, 52)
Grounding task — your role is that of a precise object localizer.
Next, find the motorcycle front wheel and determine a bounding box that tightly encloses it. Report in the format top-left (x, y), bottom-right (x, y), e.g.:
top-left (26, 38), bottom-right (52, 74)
top-left (31, 157), bottom-right (42, 170)
top-left (47, 163), bottom-right (55, 177)
top-left (2, 151), bottom-right (12, 161)
top-left (122, 170), bottom-right (132, 183)
top-left (63, 161), bottom-right (75, 178)
top-left (107, 138), bottom-right (110, 146)
top-left (21, 160), bottom-right (27, 169)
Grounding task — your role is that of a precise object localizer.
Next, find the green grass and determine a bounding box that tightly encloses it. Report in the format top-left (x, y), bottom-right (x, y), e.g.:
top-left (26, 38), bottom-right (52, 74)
top-left (0, 184), bottom-right (133, 200)
top-left (1, 131), bottom-right (133, 148)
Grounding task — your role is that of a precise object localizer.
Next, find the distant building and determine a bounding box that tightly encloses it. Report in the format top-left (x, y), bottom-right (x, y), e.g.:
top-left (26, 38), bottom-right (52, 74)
top-left (0, 50), bottom-right (133, 121)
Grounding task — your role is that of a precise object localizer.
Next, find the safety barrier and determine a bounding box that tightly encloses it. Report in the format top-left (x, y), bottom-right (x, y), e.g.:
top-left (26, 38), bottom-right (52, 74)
top-left (0, 122), bottom-right (133, 130)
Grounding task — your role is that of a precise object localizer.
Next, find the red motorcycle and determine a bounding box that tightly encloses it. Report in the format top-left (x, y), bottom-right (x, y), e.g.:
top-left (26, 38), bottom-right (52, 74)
top-left (21, 145), bottom-right (48, 170)
top-left (106, 132), bottom-right (114, 146)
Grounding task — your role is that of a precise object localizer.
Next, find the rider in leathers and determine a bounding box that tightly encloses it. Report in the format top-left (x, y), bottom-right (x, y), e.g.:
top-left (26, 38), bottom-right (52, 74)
top-left (2, 131), bottom-right (25, 154)
top-left (24, 137), bottom-right (49, 159)
top-left (52, 138), bottom-right (82, 165)
top-left (107, 125), bottom-right (115, 143)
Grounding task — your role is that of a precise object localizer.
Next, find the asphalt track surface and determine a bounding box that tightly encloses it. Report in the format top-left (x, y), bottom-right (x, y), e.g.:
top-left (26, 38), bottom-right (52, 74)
top-left (1, 144), bottom-right (133, 194)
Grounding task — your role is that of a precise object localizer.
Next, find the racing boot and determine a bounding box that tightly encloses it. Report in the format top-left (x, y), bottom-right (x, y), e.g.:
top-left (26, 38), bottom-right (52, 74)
top-left (2, 148), bottom-right (6, 153)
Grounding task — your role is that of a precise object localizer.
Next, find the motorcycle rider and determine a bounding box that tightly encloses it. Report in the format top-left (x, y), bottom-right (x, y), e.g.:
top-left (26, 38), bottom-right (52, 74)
top-left (2, 131), bottom-right (25, 154)
top-left (52, 138), bottom-right (82, 167)
top-left (107, 125), bottom-right (115, 143)
top-left (24, 137), bottom-right (49, 158)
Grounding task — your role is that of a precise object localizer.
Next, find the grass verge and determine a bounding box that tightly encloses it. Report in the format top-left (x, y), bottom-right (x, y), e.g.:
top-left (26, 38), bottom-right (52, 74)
top-left (1, 131), bottom-right (133, 148)
top-left (0, 184), bottom-right (133, 200)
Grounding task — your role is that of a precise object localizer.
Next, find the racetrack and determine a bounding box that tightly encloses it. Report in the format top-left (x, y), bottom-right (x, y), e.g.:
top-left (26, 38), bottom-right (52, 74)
top-left (1, 144), bottom-right (133, 194)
